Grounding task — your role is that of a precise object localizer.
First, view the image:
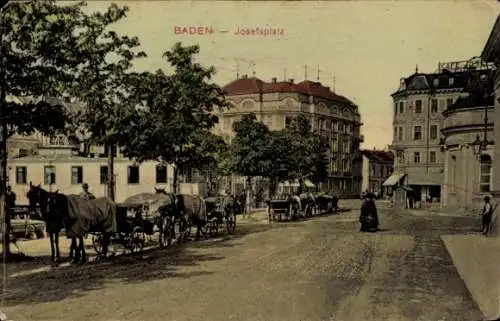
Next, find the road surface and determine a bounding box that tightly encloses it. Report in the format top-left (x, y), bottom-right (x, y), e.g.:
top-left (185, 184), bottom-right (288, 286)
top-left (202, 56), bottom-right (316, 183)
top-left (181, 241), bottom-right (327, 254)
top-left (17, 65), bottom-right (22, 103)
top-left (2, 202), bottom-right (484, 321)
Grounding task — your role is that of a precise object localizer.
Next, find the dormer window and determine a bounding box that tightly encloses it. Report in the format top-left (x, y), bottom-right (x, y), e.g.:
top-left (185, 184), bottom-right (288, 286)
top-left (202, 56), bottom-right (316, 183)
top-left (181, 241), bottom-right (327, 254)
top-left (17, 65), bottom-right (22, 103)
top-left (448, 77), bottom-right (454, 86)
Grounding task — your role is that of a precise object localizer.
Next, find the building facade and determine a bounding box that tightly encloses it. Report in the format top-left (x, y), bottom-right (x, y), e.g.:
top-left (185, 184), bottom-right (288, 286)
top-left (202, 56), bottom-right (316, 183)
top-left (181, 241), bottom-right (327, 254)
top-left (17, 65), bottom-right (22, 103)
top-left (216, 75), bottom-right (364, 196)
top-left (388, 62), bottom-right (479, 205)
top-left (360, 149), bottom-right (394, 198)
top-left (441, 83), bottom-right (495, 209)
top-left (481, 15), bottom-right (500, 236)
top-left (6, 146), bottom-right (208, 205)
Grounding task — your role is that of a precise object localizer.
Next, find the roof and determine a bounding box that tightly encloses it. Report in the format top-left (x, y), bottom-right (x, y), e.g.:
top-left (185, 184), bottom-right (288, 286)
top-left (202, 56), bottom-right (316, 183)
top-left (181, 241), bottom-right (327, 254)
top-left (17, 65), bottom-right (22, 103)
top-left (482, 15), bottom-right (500, 62)
top-left (447, 94), bottom-right (495, 111)
top-left (392, 66), bottom-right (497, 97)
top-left (223, 77), bottom-right (357, 108)
top-left (361, 150), bottom-right (394, 162)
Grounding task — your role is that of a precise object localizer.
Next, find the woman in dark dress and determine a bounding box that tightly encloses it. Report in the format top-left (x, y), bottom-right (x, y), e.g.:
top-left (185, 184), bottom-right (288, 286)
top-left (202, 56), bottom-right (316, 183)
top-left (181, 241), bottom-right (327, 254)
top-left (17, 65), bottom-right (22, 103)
top-left (359, 192), bottom-right (379, 232)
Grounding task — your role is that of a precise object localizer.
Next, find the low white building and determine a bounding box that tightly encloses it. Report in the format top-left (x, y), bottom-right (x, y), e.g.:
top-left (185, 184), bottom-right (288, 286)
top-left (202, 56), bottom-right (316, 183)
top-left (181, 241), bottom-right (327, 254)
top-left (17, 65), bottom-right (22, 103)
top-left (7, 147), bottom-right (204, 205)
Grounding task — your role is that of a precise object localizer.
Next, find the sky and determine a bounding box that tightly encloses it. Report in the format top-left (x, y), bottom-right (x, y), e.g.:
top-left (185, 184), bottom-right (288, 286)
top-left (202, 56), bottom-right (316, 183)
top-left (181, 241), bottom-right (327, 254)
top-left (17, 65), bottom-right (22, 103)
top-left (80, 0), bottom-right (500, 149)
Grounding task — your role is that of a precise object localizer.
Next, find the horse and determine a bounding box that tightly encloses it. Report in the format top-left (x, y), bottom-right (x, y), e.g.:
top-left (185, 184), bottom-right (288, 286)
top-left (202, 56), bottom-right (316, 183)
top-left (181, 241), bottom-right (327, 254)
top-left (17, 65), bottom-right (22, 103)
top-left (27, 183), bottom-right (117, 263)
top-left (288, 194), bottom-right (302, 220)
top-left (299, 193), bottom-right (316, 217)
top-left (154, 188), bottom-right (208, 239)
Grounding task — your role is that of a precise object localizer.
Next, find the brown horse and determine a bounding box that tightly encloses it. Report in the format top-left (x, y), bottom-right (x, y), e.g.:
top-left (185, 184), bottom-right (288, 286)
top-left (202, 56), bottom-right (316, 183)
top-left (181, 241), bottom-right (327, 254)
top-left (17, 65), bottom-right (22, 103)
top-left (28, 183), bottom-right (116, 263)
top-left (154, 188), bottom-right (208, 239)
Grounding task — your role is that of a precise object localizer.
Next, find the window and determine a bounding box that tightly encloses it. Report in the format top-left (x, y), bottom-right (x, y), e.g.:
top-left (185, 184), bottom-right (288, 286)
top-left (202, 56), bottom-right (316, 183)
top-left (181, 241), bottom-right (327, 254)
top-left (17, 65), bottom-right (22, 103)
top-left (15, 166), bottom-right (27, 185)
top-left (446, 98), bottom-right (454, 108)
top-left (414, 152), bottom-right (421, 164)
top-left (415, 100), bottom-right (422, 114)
top-left (128, 165), bottom-right (140, 184)
top-left (431, 99), bottom-right (438, 113)
top-left (480, 154), bottom-right (492, 193)
top-left (44, 166), bottom-right (56, 185)
top-left (332, 137), bottom-right (338, 152)
top-left (399, 102), bottom-right (404, 114)
top-left (398, 127), bottom-right (404, 141)
top-left (448, 77), bottom-right (454, 86)
top-left (430, 151), bottom-right (437, 163)
top-left (18, 149), bottom-right (29, 157)
top-left (71, 166), bottom-right (83, 185)
top-left (433, 78), bottom-right (439, 86)
top-left (332, 121), bottom-right (337, 131)
top-left (413, 126), bottom-right (422, 140)
top-left (394, 103), bottom-right (397, 116)
top-left (100, 166), bottom-right (108, 184)
top-left (430, 125), bottom-right (438, 139)
top-left (156, 165), bottom-right (167, 183)
top-left (397, 150), bottom-right (405, 164)
top-left (338, 122), bottom-right (344, 132)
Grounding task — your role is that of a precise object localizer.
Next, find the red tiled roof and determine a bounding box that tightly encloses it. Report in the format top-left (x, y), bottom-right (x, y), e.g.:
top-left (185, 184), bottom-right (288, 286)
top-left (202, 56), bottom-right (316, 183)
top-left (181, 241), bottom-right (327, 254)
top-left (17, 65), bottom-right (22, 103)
top-left (223, 77), bottom-right (357, 107)
top-left (361, 150), bottom-right (394, 162)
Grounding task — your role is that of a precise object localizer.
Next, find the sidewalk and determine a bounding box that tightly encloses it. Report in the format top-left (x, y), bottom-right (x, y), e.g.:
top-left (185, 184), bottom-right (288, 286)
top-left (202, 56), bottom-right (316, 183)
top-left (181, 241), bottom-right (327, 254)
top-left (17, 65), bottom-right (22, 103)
top-left (442, 234), bottom-right (500, 320)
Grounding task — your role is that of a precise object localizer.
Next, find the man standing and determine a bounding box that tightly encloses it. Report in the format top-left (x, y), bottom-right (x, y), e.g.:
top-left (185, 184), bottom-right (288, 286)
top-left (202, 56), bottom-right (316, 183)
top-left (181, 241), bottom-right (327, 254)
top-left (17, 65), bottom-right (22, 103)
top-left (79, 183), bottom-right (95, 201)
top-left (482, 196), bottom-right (493, 235)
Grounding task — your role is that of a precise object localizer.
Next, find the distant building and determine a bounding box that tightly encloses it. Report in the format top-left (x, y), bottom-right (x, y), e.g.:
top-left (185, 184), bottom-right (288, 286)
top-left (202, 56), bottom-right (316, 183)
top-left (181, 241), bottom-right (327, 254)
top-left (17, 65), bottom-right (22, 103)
top-left (388, 61), bottom-right (485, 206)
top-left (216, 75), bottom-right (364, 197)
top-left (5, 96), bottom-right (204, 203)
top-left (360, 149), bottom-right (394, 198)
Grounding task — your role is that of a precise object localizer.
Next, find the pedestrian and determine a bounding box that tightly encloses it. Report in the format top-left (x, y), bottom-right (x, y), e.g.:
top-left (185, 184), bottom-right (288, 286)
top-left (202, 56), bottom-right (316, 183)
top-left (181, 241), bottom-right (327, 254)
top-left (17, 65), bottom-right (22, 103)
top-left (4, 185), bottom-right (16, 244)
top-left (481, 196), bottom-right (493, 235)
top-left (79, 183), bottom-right (96, 201)
top-left (359, 192), bottom-right (379, 232)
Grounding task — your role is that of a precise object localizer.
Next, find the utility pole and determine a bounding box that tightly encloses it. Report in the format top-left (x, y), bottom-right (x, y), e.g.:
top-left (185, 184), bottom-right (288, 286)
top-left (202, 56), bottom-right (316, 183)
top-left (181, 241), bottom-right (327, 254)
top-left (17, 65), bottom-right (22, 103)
top-left (332, 73), bottom-right (336, 91)
top-left (303, 64), bottom-right (308, 80)
top-left (316, 65), bottom-right (320, 81)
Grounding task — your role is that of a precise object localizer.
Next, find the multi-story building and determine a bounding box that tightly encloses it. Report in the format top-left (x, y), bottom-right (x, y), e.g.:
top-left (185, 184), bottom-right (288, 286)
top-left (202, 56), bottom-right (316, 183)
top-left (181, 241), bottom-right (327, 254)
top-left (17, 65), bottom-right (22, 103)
top-left (389, 62), bottom-right (477, 205)
top-left (360, 149), bottom-right (394, 198)
top-left (215, 75), bottom-right (364, 196)
top-left (441, 59), bottom-right (496, 209)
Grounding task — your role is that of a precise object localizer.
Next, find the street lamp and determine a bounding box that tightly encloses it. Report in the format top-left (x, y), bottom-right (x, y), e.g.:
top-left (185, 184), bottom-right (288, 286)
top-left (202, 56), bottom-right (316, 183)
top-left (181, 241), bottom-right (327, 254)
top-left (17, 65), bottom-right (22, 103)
top-left (463, 57), bottom-right (495, 158)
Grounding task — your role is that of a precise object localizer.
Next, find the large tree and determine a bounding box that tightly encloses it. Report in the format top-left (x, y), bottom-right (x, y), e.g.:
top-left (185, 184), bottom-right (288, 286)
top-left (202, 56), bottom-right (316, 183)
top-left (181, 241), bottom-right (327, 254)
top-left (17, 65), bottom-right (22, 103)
top-left (282, 115), bottom-right (329, 193)
top-left (66, 3), bottom-right (146, 200)
top-left (228, 113), bottom-right (272, 212)
top-left (121, 43), bottom-right (229, 194)
top-left (0, 0), bottom-right (83, 255)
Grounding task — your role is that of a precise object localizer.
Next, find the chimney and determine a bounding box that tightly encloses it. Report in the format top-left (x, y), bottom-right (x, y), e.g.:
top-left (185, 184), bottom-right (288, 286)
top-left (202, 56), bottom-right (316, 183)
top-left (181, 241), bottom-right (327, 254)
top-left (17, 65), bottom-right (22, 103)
top-left (242, 74), bottom-right (248, 79)
top-left (271, 77), bottom-right (277, 83)
top-left (288, 78), bottom-right (294, 84)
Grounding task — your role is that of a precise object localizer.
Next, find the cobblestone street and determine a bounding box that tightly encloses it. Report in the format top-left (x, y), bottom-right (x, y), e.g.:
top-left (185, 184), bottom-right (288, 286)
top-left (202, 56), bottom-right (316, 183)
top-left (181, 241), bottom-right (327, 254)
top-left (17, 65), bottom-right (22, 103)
top-left (2, 203), bottom-right (484, 321)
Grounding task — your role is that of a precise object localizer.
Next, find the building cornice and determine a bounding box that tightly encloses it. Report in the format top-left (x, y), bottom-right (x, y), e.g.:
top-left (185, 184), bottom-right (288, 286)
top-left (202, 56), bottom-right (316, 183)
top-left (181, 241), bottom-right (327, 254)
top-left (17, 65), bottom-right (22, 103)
top-left (441, 123), bottom-right (494, 135)
top-left (442, 105), bottom-right (494, 117)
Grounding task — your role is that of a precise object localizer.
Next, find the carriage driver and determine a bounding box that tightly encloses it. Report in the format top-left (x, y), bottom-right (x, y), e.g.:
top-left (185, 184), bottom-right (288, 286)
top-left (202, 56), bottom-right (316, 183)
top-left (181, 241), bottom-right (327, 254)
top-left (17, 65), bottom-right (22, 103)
top-left (80, 183), bottom-right (96, 201)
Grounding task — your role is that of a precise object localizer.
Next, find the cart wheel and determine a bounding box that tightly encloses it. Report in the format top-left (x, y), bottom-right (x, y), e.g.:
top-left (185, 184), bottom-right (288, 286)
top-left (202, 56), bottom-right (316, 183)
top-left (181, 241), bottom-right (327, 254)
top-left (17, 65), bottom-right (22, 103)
top-left (158, 217), bottom-right (170, 249)
top-left (226, 212), bottom-right (236, 234)
top-left (210, 219), bottom-right (219, 237)
top-left (183, 217), bottom-right (192, 239)
top-left (92, 234), bottom-right (103, 255)
top-left (130, 230), bottom-right (145, 254)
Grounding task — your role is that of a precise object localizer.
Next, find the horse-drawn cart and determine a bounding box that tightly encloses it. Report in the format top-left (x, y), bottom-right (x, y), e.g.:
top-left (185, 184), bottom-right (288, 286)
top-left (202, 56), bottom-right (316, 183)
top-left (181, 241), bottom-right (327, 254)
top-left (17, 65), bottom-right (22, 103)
top-left (204, 196), bottom-right (237, 236)
top-left (267, 199), bottom-right (291, 222)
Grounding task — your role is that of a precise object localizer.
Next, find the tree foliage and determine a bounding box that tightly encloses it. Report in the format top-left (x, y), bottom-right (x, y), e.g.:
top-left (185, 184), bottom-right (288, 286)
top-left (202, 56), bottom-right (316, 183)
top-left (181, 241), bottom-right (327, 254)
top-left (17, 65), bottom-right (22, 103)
top-left (1, 0), bottom-right (83, 141)
top-left (65, 3), bottom-right (146, 147)
top-left (228, 113), bottom-right (271, 178)
top-left (120, 43), bottom-right (229, 192)
top-left (283, 114), bottom-right (329, 188)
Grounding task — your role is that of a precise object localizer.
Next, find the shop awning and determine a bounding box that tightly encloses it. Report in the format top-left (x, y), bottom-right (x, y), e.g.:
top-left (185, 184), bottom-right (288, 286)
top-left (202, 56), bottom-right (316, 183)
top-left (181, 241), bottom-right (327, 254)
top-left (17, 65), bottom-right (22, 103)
top-left (382, 172), bottom-right (406, 186)
top-left (407, 173), bottom-right (443, 186)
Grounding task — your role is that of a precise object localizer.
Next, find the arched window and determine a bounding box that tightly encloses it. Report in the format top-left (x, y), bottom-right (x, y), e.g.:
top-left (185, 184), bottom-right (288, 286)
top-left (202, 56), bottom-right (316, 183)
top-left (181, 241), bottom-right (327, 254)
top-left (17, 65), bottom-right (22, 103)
top-left (480, 154), bottom-right (492, 193)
